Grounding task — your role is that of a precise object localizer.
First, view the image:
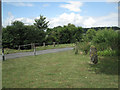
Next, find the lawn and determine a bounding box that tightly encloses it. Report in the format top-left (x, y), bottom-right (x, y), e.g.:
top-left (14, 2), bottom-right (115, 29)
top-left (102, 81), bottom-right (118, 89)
top-left (4, 43), bottom-right (74, 54)
top-left (2, 50), bottom-right (118, 88)
top-left (0, 60), bottom-right (2, 89)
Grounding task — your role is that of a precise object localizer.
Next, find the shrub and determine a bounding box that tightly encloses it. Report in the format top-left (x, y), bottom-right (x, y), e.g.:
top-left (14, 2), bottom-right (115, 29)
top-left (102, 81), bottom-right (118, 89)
top-left (97, 49), bottom-right (117, 56)
top-left (77, 41), bottom-right (91, 54)
top-left (92, 28), bottom-right (118, 50)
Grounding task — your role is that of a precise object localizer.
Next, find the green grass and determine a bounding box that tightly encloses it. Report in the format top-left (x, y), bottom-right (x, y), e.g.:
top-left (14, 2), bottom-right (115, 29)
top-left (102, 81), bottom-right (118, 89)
top-left (2, 50), bottom-right (118, 88)
top-left (4, 43), bottom-right (74, 54)
top-left (0, 60), bottom-right (2, 89)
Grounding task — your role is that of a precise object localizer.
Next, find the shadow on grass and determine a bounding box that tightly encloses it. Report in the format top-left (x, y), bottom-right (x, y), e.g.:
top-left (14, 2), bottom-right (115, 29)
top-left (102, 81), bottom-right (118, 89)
top-left (89, 56), bottom-right (118, 75)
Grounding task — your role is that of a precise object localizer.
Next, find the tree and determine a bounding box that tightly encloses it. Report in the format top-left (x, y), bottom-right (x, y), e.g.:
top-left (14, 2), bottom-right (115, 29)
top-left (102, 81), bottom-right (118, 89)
top-left (85, 29), bottom-right (96, 42)
top-left (34, 15), bottom-right (49, 43)
top-left (34, 15), bottom-right (49, 31)
top-left (2, 21), bottom-right (25, 48)
top-left (74, 26), bottom-right (83, 42)
top-left (23, 25), bottom-right (37, 44)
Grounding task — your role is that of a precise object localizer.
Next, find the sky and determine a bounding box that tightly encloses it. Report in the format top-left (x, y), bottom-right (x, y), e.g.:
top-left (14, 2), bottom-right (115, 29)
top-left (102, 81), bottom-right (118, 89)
top-left (2, 1), bottom-right (119, 28)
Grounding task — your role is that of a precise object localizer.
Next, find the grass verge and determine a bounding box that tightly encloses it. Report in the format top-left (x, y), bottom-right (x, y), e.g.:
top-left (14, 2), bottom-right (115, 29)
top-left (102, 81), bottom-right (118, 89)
top-left (2, 50), bottom-right (118, 88)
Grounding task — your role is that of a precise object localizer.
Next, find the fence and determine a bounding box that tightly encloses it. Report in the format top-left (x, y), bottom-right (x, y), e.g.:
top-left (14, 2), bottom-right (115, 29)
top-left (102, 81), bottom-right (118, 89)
top-left (2, 42), bottom-right (59, 61)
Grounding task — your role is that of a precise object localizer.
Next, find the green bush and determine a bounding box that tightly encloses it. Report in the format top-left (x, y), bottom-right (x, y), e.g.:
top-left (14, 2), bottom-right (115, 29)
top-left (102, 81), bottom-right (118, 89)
top-left (97, 49), bottom-right (117, 56)
top-left (77, 42), bottom-right (91, 54)
top-left (92, 28), bottom-right (118, 50)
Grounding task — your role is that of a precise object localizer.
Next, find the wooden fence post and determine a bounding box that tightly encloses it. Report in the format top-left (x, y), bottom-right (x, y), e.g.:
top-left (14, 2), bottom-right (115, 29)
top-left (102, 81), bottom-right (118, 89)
top-left (75, 42), bottom-right (78, 54)
top-left (43, 42), bottom-right (45, 47)
top-left (2, 47), bottom-right (5, 61)
top-left (31, 43), bottom-right (33, 49)
top-left (18, 45), bottom-right (20, 50)
top-left (53, 42), bottom-right (55, 47)
top-left (33, 43), bottom-right (36, 56)
top-left (57, 42), bottom-right (59, 46)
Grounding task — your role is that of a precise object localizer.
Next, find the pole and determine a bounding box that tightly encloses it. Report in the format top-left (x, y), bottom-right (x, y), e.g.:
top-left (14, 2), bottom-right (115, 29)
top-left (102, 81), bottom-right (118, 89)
top-left (18, 45), bottom-right (20, 50)
top-left (2, 47), bottom-right (5, 61)
top-left (53, 42), bottom-right (55, 47)
top-left (33, 43), bottom-right (36, 56)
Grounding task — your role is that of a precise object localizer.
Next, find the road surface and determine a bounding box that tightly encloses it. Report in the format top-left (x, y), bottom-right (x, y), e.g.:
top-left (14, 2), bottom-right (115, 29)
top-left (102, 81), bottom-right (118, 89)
top-left (5, 47), bottom-right (73, 60)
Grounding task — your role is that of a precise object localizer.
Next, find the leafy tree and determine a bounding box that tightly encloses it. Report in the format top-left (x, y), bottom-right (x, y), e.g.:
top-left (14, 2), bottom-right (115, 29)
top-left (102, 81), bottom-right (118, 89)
top-left (2, 21), bottom-right (25, 48)
top-left (85, 29), bottom-right (96, 42)
top-left (74, 26), bottom-right (83, 42)
top-left (23, 25), bottom-right (37, 44)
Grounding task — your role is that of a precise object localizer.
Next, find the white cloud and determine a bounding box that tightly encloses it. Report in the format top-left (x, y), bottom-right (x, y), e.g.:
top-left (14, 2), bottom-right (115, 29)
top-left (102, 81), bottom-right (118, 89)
top-left (14, 17), bottom-right (35, 25)
top-left (2, 12), bottom-right (35, 27)
top-left (83, 17), bottom-right (96, 28)
top-left (60, 1), bottom-right (83, 12)
top-left (48, 12), bottom-right (117, 28)
top-left (6, 2), bottom-right (34, 7)
top-left (3, 12), bottom-right (118, 28)
top-left (48, 13), bottom-right (83, 28)
top-left (3, 12), bottom-right (14, 27)
top-left (93, 13), bottom-right (118, 27)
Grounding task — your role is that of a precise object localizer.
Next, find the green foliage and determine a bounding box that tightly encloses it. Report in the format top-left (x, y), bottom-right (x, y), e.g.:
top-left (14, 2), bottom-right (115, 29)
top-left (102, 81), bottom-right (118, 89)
top-left (84, 29), bottom-right (96, 42)
top-left (92, 28), bottom-right (118, 51)
top-left (97, 49), bottom-right (117, 56)
top-left (46, 23), bottom-right (83, 44)
top-left (77, 42), bottom-right (91, 54)
top-left (34, 15), bottom-right (49, 31)
top-left (2, 21), bottom-right (25, 48)
top-left (74, 26), bottom-right (83, 42)
top-left (2, 15), bottom-right (49, 49)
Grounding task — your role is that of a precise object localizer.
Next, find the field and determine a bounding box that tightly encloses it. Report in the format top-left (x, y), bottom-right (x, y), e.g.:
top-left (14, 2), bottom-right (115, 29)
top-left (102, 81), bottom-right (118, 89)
top-left (2, 50), bottom-right (118, 88)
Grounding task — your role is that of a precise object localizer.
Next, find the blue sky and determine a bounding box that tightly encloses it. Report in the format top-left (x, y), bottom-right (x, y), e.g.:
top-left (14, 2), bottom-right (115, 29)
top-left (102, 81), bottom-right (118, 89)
top-left (2, 1), bottom-right (118, 28)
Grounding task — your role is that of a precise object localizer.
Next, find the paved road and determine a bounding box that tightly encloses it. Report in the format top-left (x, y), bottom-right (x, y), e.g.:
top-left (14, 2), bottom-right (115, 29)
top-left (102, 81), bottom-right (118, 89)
top-left (5, 47), bottom-right (73, 60)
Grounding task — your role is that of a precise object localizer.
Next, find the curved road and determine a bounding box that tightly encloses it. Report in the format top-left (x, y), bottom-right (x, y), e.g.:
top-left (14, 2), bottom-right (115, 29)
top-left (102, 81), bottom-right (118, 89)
top-left (5, 47), bottom-right (73, 60)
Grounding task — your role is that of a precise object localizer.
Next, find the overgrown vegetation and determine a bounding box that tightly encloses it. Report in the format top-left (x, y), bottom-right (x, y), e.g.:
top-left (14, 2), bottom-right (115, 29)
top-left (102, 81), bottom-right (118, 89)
top-left (76, 28), bottom-right (119, 56)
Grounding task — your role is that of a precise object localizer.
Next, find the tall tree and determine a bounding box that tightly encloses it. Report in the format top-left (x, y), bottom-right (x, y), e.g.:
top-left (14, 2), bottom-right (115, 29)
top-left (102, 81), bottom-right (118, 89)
top-left (34, 15), bottom-right (49, 31)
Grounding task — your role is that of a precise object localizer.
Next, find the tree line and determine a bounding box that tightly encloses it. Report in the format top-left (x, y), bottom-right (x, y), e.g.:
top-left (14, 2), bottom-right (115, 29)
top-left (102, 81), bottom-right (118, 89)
top-left (2, 15), bottom-right (83, 49)
top-left (2, 15), bottom-right (120, 50)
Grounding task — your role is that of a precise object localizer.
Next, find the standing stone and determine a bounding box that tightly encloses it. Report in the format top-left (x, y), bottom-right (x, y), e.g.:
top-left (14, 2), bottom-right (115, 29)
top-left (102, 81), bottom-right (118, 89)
top-left (89, 46), bottom-right (98, 64)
